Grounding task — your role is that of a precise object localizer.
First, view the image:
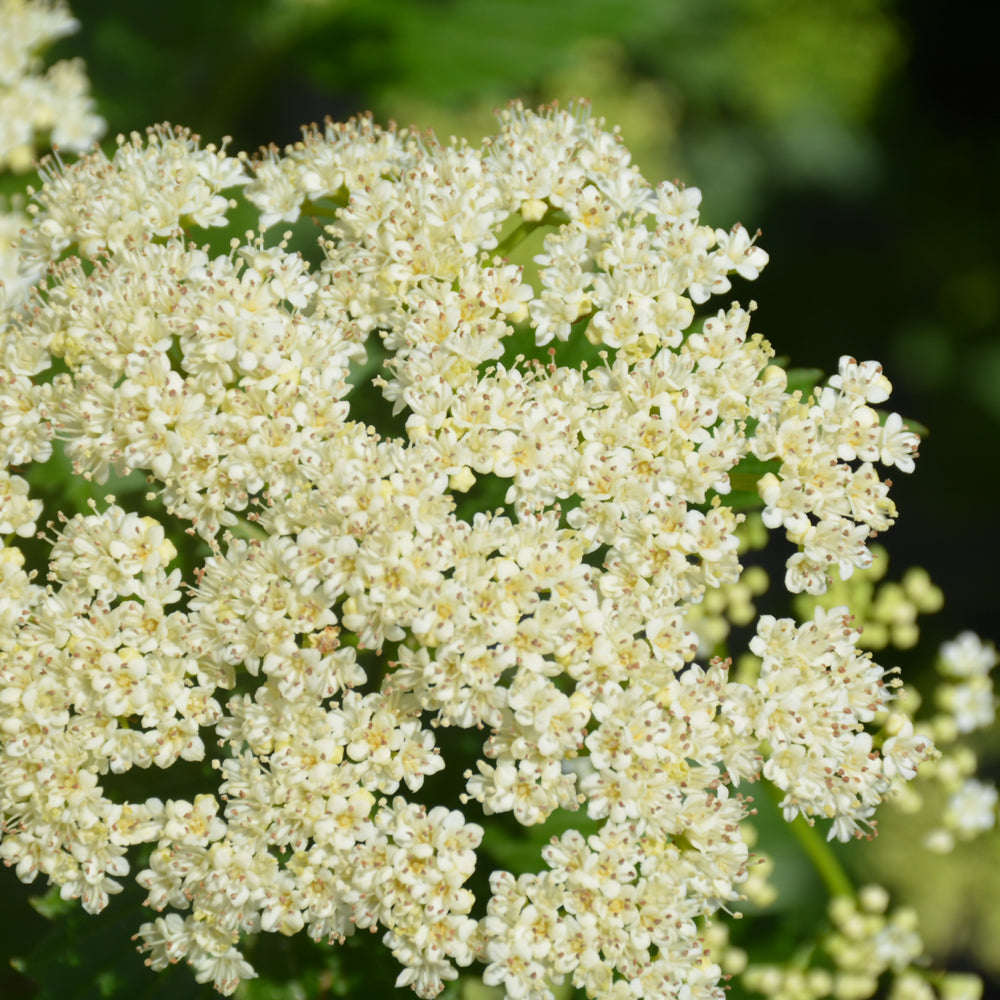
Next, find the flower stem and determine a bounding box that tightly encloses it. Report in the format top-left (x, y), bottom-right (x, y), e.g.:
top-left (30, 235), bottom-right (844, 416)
top-left (785, 808), bottom-right (855, 899)
top-left (494, 219), bottom-right (544, 258)
top-left (301, 188), bottom-right (349, 219)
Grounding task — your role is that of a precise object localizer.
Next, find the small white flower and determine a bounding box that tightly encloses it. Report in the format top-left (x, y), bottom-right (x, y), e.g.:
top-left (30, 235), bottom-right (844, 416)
top-left (939, 631), bottom-right (998, 678)
top-left (877, 412), bottom-right (920, 473)
top-left (944, 779), bottom-right (998, 838)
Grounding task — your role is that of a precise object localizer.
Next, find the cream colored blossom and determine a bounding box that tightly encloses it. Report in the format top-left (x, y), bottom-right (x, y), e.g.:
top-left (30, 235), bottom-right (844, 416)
top-left (0, 101), bottom-right (940, 999)
top-left (0, 0), bottom-right (104, 172)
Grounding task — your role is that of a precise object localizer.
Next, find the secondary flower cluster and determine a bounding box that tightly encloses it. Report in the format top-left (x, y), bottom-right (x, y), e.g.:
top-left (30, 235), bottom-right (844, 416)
top-left (919, 632), bottom-right (998, 852)
top-left (0, 0), bottom-right (104, 172)
top-left (0, 103), bottom-right (931, 997)
top-left (741, 887), bottom-right (956, 1000)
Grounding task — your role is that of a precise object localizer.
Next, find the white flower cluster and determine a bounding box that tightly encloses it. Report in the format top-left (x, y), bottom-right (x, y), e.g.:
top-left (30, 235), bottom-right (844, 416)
top-left (0, 201), bottom-right (34, 315)
top-left (755, 355), bottom-right (918, 594)
top-left (0, 103), bottom-right (933, 997)
top-left (935, 631), bottom-right (997, 735)
top-left (0, 0), bottom-right (104, 172)
top-left (918, 632), bottom-right (998, 852)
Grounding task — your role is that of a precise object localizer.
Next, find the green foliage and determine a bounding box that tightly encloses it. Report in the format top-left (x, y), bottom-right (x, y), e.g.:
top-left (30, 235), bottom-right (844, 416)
top-left (61, 0), bottom-right (901, 216)
top-left (13, 887), bottom-right (202, 1000)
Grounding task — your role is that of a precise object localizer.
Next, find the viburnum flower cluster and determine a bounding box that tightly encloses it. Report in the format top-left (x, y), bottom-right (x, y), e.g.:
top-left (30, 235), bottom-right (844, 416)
top-left (0, 0), bottom-right (104, 173)
top-left (0, 102), bottom-right (933, 997)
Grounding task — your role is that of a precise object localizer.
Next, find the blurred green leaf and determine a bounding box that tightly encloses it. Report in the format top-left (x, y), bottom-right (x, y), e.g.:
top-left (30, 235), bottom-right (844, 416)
top-left (15, 886), bottom-right (204, 1000)
top-left (783, 366), bottom-right (825, 396)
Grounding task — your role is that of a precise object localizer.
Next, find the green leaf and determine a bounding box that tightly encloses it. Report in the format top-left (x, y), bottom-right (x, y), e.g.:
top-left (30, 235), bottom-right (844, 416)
top-left (893, 413), bottom-right (929, 438)
top-left (14, 885), bottom-right (205, 1000)
top-left (480, 807), bottom-right (602, 874)
top-left (29, 885), bottom-right (78, 921)
top-left (784, 366), bottom-right (825, 396)
top-left (383, 0), bottom-right (666, 103)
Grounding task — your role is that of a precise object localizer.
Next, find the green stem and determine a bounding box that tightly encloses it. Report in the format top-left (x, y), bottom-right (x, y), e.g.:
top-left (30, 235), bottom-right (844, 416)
top-left (300, 191), bottom-right (349, 219)
top-left (729, 472), bottom-right (764, 494)
top-left (781, 798), bottom-right (855, 899)
top-left (494, 218), bottom-right (544, 258)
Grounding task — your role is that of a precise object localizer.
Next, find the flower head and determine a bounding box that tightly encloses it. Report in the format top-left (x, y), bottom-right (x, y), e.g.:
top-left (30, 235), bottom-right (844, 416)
top-left (0, 101), bottom-right (935, 998)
